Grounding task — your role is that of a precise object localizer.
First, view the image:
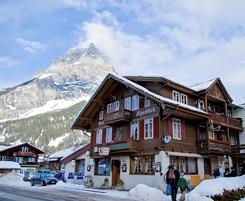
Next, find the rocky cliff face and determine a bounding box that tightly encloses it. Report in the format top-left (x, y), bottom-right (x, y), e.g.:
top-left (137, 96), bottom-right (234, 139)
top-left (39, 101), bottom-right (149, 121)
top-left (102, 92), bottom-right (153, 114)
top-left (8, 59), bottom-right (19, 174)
top-left (0, 43), bottom-right (114, 152)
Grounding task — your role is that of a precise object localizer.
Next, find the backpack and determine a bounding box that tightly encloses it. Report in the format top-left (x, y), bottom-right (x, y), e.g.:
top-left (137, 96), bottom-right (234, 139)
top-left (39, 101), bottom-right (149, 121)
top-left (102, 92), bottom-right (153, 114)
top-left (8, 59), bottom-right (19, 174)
top-left (168, 170), bottom-right (175, 180)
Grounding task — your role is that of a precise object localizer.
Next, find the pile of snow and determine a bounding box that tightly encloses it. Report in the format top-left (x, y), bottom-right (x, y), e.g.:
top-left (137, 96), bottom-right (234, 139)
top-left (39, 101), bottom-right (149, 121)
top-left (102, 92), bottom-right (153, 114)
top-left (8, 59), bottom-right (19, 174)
top-left (191, 175), bottom-right (245, 197)
top-left (186, 175), bottom-right (245, 201)
top-left (128, 184), bottom-right (166, 201)
top-left (0, 172), bottom-right (28, 187)
top-left (0, 161), bottom-right (21, 169)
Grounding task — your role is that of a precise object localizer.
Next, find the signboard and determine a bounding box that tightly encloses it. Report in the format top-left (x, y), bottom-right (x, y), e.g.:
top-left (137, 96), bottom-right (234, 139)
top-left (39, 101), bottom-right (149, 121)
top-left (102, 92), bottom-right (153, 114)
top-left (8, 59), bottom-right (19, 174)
top-left (68, 172), bottom-right (74, 179)
top-left (99, 147), bottom-right (110, 156)
top-left (37, 154), bottom-right (44, 162)
top-left (77, 173), bottom-right (84, 180)
top-left (136, 107), bottom-right (156, 118)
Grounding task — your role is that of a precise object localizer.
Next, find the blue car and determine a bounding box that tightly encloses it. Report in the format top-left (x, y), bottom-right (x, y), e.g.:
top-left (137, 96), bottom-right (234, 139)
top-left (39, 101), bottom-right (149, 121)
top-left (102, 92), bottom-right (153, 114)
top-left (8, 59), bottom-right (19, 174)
top-left (30, 170), bottom-right (58, 186)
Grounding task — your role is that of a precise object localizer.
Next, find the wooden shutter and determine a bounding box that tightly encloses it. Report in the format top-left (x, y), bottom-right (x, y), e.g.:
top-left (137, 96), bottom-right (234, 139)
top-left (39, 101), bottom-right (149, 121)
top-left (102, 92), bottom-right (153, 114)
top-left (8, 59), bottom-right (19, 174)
top-left (92, 130), bottom-right (96, 146)
top-left (181, 119), bottom-right (186, 140)
top-left (102, 128), bottom-right (106, 144)
top-left (126, 124), bottom-right (131, 139)
top-left (139, 97), bottom-right (144, 109)
top-left (139, 120), bottom-right (144, 140)
top-left (154, 116), bottom-right (159, 138)
top-left (168, 117), bottom-right (173, 137)
top-left (112, 127), bottom-right (116, 142)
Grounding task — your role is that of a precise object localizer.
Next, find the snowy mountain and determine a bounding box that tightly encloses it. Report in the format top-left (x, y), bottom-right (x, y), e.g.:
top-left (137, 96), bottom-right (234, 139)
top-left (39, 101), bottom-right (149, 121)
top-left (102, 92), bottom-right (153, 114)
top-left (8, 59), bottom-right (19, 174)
top-left (0, 43), bottom-right (114, 152)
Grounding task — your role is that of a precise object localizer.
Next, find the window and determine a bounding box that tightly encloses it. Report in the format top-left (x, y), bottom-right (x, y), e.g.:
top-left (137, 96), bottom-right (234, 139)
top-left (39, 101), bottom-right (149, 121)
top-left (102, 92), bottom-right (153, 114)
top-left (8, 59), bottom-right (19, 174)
top-left (27, 157), bottom-right (36, 163)
top-left (209, 131), bottom-right (215, 140)
top-left (115, 127), bottom-right (126, 141)
top-left (99, 111), bottom-right (104, 120)
top-left (96, 129), bottom-right (102, 144)
top-left (130, 155), bottom-right (155, 175)
top-left (124, 97), bottom-right (132, 111)
top-left (132, 95), bottom-right (139, 111)
top-left (21, 146), bottom-right (29, 152)
top-left (144, 118), bottom-right (153, 139)
top-left (95, 159), bottom-right (110, 176)
top-left (172, 91), bottom-right (180, 102)
top-left (199, 127), bottom-right (207, 141)
top-left (144, 97), bottom-right (150, 107)
top-left (172, 90), bottom-right (188, 105)
top-left (172, 118), bottom-right (181, 140)
top-left (131, 121), bottom-right (139, 140)
top-left (106, 127), bottom-right (112, 143)
top-left (170, 156), bottom-right (197, 174)
top-left (181, 94), bottom-right (188, 104)
top-left (107, 101), bottom-right (120, 114)
top-left (198, 100), bottom-right (205, 110)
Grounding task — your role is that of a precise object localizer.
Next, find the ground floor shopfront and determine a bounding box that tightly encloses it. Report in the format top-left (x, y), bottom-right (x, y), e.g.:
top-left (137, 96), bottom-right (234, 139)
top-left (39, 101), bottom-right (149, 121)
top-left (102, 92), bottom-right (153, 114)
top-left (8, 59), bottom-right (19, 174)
top-left (86, 151), bottom-right (234, 190)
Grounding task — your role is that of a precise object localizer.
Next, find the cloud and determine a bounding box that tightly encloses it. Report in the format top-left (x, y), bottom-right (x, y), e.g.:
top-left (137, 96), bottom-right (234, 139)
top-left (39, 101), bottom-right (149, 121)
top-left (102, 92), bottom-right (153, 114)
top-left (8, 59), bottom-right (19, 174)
top-left (16, 38), bottom-right (46, 54)
top-left (0, 57), bottom-right (18, 68)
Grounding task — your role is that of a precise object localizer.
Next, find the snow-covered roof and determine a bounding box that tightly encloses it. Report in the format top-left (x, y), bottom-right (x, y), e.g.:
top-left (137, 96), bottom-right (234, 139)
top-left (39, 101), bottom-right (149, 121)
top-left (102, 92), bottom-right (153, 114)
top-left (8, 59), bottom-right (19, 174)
top-left (0, 145), bottom-right (10, 152)
top-left (190, 78), bottom-right (216, 91)
top-left (49, 144), bottom-right (86, 161)
top-left (111, 73), bottom-right (207, 114)
top-left (0, 161), bottom-right (21, 169)
top-left (0, 143), bottom-right (44, 154)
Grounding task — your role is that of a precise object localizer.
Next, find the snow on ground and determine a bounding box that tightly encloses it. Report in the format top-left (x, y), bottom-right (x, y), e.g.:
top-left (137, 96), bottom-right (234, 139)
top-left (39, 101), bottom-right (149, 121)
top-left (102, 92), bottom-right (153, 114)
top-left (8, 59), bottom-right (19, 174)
top-left (191, 175), bottom-right (245, 197)
top-left (128, 184), bottom-right (170, 201)
top-left (0, 172), bottom-right (29, 187)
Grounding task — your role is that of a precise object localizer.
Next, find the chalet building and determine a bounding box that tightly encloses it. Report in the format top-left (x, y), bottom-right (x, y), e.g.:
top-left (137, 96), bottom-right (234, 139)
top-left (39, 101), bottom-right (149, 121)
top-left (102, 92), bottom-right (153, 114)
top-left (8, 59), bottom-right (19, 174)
top-left (0, 142), bottom-right (45, 170)
top-left (71, 73), bottom-right (243, 190)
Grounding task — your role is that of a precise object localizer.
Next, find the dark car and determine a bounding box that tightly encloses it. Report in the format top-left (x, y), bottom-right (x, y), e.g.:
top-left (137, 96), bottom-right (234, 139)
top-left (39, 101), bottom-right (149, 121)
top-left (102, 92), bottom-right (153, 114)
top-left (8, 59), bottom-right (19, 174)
top-left (30, 170), bottom-right (58, 186)
top-left (23, 171), bottom-right (35, 181)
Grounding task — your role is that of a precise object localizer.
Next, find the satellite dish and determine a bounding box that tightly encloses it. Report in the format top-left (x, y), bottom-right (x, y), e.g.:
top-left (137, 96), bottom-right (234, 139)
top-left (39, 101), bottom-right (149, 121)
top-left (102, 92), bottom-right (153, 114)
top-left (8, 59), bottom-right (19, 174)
top-left (162, 135), bottom-right (172, 144)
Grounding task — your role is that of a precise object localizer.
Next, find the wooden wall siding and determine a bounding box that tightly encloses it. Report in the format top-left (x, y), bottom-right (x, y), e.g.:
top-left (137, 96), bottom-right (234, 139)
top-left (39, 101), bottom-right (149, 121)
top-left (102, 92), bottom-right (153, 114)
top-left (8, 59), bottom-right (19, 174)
top-left (139, 120), bottom-right (145, 140)
top-left (207, 83), bottom-right (226, 101)
top-left (164, 117), bottom-right (198, 153)
top-left (153, 116), bottom-right (159, 138)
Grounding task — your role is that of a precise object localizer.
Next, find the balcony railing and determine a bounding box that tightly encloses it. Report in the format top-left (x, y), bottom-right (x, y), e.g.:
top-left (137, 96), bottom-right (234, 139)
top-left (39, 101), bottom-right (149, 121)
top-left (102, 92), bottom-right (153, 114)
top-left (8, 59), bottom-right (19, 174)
top-left (13, 151), bottom-right (36, 157)
top-left (231, 144), bottom-right (245, 153)
top-left (209, 112), bottom-right (243, 131)
top-left (104, 109), bottom-right (132, 125)
top-left (198, 139), bottom-right (231, 154)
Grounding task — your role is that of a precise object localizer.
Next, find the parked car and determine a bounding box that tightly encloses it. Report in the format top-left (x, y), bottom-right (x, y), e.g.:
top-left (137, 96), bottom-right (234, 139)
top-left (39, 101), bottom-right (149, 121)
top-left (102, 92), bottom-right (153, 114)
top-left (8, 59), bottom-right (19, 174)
top-left (23, 170), bottom-right (35, 181)
top-left (30, 170), bottom-right (58, 186)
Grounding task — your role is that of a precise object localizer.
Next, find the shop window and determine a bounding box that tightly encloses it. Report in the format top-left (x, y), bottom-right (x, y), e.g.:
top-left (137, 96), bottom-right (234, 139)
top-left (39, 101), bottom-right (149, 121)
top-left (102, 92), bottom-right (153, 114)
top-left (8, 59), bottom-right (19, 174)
top-left (144, 118), bottom-right (153, 139)
top-left (170, 156), bottom-right (197, 174)
top-left (95, 158), bottom-right (110, 176)
top-left (131, 121), bottom-right (139, 140)
top-left (172, 118), bottom-right (181, 140)
top-left (130, 155), bottom-right (155, 175)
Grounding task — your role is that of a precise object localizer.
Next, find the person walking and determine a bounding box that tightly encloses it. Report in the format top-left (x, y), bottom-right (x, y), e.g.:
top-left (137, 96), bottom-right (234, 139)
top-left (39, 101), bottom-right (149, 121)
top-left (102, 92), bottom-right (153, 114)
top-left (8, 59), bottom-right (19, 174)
top-left (166, 165), bottom-right (180, 201)
top-left (164, 166), bottom-right (172, 195)
top-left (177, 173), bottom-right (189, 201)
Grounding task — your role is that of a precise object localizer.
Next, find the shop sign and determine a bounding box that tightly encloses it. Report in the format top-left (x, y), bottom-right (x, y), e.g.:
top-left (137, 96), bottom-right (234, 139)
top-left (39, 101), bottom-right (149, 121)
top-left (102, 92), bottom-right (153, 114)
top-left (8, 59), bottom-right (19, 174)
top-left (99, 147), bottom-right (110, 156)
top-left (162, 135), bottom-right (172, 144)
top-left (135, 106), bottom-right (158, 118)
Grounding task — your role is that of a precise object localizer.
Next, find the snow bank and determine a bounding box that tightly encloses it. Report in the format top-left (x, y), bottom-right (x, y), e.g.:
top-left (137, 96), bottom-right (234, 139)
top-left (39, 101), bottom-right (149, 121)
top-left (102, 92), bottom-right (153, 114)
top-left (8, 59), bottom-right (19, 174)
top-left (191, 175), bottom-right (245, 196)
top-left (0, 161), bottom-right (21, 169)
top-left (128, 184), bottom-right (166, 201)
top-left (0, 172), bottom-right (28, 187)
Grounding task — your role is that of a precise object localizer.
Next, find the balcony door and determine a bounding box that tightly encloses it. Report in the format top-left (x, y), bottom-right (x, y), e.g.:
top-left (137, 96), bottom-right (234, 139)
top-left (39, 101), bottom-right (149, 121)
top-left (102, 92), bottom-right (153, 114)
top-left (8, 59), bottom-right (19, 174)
top-left (111, 160), bottom-right (121, 186)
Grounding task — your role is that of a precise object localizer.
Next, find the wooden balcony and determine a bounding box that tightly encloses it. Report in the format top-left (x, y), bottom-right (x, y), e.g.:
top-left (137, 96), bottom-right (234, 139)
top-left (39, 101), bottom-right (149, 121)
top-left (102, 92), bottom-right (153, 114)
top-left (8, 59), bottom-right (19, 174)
top-left (231, 144), bottom-right (245, 154)
top-left (108, 138), bottom-right (162, 154)
top-left (104, 109), bottom-right (132, 125)
top-left (13, 151), bottom-right (36, 157)
top-left (209, 112), bottom-right (243, 131)
top-left (198, 139), bottom-right (231, 155)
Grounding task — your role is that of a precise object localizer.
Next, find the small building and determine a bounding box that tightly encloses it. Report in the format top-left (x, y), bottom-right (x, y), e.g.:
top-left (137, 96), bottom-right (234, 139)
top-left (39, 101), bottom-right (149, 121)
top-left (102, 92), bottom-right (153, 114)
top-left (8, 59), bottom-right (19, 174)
top-left (48, 144), bottom-right (91, 182)
top-left (0, 142), bottom-right (45, 171)
top-left (0, 161), bottom-right (21, 174)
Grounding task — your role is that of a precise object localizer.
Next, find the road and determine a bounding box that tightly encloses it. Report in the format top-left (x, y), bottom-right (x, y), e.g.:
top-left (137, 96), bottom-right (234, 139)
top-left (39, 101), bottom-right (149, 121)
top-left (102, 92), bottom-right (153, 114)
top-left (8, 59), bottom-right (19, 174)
top-left (0, 184), bottom-right (133, 201)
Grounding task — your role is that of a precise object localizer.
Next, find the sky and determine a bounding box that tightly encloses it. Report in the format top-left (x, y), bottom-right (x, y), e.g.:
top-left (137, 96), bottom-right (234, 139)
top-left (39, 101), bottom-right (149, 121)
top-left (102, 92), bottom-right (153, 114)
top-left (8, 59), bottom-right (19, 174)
top-left (0, 0), bottom-right (245, 103)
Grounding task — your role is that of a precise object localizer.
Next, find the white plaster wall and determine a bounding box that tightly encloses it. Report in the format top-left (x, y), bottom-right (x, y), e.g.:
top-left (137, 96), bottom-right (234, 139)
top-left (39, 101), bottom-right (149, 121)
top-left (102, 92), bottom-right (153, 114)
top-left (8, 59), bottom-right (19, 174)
top-left (64, 160), bottom-right (75, 181)
top-left (197, 157), bottom-right (204, 180)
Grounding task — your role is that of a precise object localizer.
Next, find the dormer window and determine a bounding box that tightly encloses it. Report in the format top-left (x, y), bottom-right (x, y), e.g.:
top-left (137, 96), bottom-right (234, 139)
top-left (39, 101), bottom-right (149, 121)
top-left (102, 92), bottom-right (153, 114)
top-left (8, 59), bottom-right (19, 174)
top-left (172, 90), bottom-right (188, 104)
top-left (198, 100), bottom-right (205, 111)
top-left (144, 97), bottom-right (150, 107)
top-left (21, 146), bottom-right (29, 152)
